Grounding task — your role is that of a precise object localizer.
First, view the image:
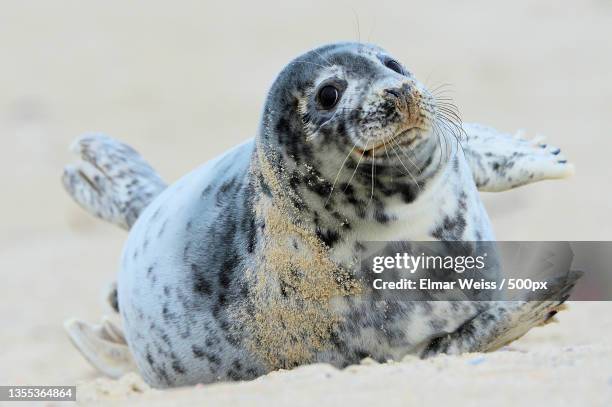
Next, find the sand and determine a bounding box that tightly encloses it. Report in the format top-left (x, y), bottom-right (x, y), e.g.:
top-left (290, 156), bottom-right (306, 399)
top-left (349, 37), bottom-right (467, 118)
top-left (1, 0), bottom-right (611, 405)
top-left (72, 303), bottom-right (612, 406)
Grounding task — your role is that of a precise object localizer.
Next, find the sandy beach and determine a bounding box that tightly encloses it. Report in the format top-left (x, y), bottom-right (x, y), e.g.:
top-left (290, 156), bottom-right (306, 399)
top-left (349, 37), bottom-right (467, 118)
top-left (1, 0), bottom-right (611, 405)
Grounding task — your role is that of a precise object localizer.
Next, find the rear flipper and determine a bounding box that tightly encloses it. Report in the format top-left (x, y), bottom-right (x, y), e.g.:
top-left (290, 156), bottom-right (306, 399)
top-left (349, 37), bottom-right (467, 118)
top-left (62, 134), bottom-right (165, 376)
top-left (62, 134), bottom-right (166, 230)
top-left (64, 316), bottom-right (137, 379)
top-left (462, 123), bottom-right (575, 192)
top-left (421, 271), bottom-right (581, 357)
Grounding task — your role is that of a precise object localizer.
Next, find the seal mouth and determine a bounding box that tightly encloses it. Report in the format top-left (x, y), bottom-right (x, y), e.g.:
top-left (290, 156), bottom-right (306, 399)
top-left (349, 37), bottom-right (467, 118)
top-left (354, 128), bottom-right (421, 159)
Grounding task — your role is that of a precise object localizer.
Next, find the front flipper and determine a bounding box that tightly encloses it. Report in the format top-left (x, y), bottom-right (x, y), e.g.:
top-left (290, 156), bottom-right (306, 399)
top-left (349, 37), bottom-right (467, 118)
top-left (421, 300), bottom-right (565, 357)
top-left (421, 269), bottom-right (580, 357)
top-left (462, 123), bottom-right (574, 192)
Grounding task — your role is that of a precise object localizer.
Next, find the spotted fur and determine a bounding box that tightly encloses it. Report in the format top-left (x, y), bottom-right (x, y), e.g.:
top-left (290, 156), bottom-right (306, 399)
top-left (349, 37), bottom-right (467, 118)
top-left (63, 42), bottom-right (575, 388)
top-left (462, 123), bottom-right (574, 192)
top-left (62, 134), bottom-right (166, 229)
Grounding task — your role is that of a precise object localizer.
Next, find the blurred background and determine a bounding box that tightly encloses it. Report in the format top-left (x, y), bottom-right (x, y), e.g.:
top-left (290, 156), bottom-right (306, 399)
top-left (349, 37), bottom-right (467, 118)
top-left (0, 0), bottom-right (610, 387)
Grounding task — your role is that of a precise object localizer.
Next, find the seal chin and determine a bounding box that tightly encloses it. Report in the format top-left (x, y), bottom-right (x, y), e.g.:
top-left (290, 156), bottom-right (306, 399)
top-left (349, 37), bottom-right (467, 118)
top-left (353, 127), bottom-right (424, 160)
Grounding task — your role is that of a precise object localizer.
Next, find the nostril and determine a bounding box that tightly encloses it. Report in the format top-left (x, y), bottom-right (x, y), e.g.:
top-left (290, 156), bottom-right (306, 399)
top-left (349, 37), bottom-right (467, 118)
top-left (384, 88), bottom-right (402, 99)
top-left (384, 87), bottom-right (413, 112)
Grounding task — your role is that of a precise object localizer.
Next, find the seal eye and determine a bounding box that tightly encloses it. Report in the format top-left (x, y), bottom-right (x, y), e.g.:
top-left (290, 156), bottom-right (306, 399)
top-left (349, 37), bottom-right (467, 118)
top-left (385, 59), bottom-right (404, 75)
top-left (317, 85), bottom-right (340, 109)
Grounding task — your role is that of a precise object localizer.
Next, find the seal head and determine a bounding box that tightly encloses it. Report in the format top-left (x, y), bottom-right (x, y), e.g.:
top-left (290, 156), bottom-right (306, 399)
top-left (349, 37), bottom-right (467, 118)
top-left (257, 42), bottom-right (444, 244)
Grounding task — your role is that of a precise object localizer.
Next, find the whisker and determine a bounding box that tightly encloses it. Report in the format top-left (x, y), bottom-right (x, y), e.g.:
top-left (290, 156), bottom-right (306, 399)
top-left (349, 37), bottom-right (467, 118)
top-left (324, 142), bottom-right (358, 208)
top-left (433, 93), bottom-right (468, 158)
top-left (382, 138), bottom-right (394, 172)
top-left (390, 136), bottom-right (422, 174)
top-left (307, 105), bottom-right (363, 140)
top-left (432, 121), bottom-right (447, 171)
top-left (389, 140), bottom-right (422, 191)
top-left (432, 95), bottom-right (456, 101)
top-left (310, 49), bottom-right (333, 68)
top-left (435, 114), bottom-right (467, 165)
top-left (436, 106), bottom-right (463, 124)
top-left (383, 136), bottom-right (417, 180)
top-left (343, 140), bottom-right (368, 193)
top-left (437, 111), bottom-right (467, 146)
top-left (350, 8), bottom-right (361, 42)
top-left (431, 82), bottom-right (454, 89)
top-left (367, 14), bottom-right (377, 42)
top-left (368, 150), bottom-right (375, 207)
top-left (438, 115), bottom-right (465, 142)
top-left (382, 137), bottom-right (410, 179)
top-left (308, 109), bottom-right (341, 139)
top-left (290, 60), bottom-right (330, 70)
top-left (435, 118), bottom-right (453, 163)
top-left (430, 83), bottom-right (455, 94)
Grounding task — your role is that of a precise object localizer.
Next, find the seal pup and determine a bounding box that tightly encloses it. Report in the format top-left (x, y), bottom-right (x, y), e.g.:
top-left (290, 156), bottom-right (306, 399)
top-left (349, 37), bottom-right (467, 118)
top-left (62, 42), bottom-right (575, 387)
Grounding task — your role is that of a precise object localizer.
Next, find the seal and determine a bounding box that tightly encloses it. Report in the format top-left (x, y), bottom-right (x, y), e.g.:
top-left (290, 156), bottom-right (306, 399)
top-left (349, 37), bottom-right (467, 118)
top-left (62, 42), bottom-right (575, 388)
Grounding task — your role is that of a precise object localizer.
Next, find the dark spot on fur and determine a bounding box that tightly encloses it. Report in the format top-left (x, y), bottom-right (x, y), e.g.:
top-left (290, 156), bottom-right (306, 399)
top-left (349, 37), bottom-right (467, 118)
top-left (172, 360), bottom-right (186, 374)
top-left (374, 207), bottom-right (390, 224)
top-left (146, 352), bottom-right (154, 366)
top-left (192, 345), bottom-right (205, 358)
top-left (316, 228), bottom-right (340, 247)
top-left (201, 184), bottom-right (213, 198)
top-left (192, 263), bottom-right (212, 295)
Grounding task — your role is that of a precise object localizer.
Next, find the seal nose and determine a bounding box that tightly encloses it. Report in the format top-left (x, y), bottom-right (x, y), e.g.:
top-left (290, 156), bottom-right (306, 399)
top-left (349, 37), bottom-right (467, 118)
top-left (384, 84), bottom-right (413, 110)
